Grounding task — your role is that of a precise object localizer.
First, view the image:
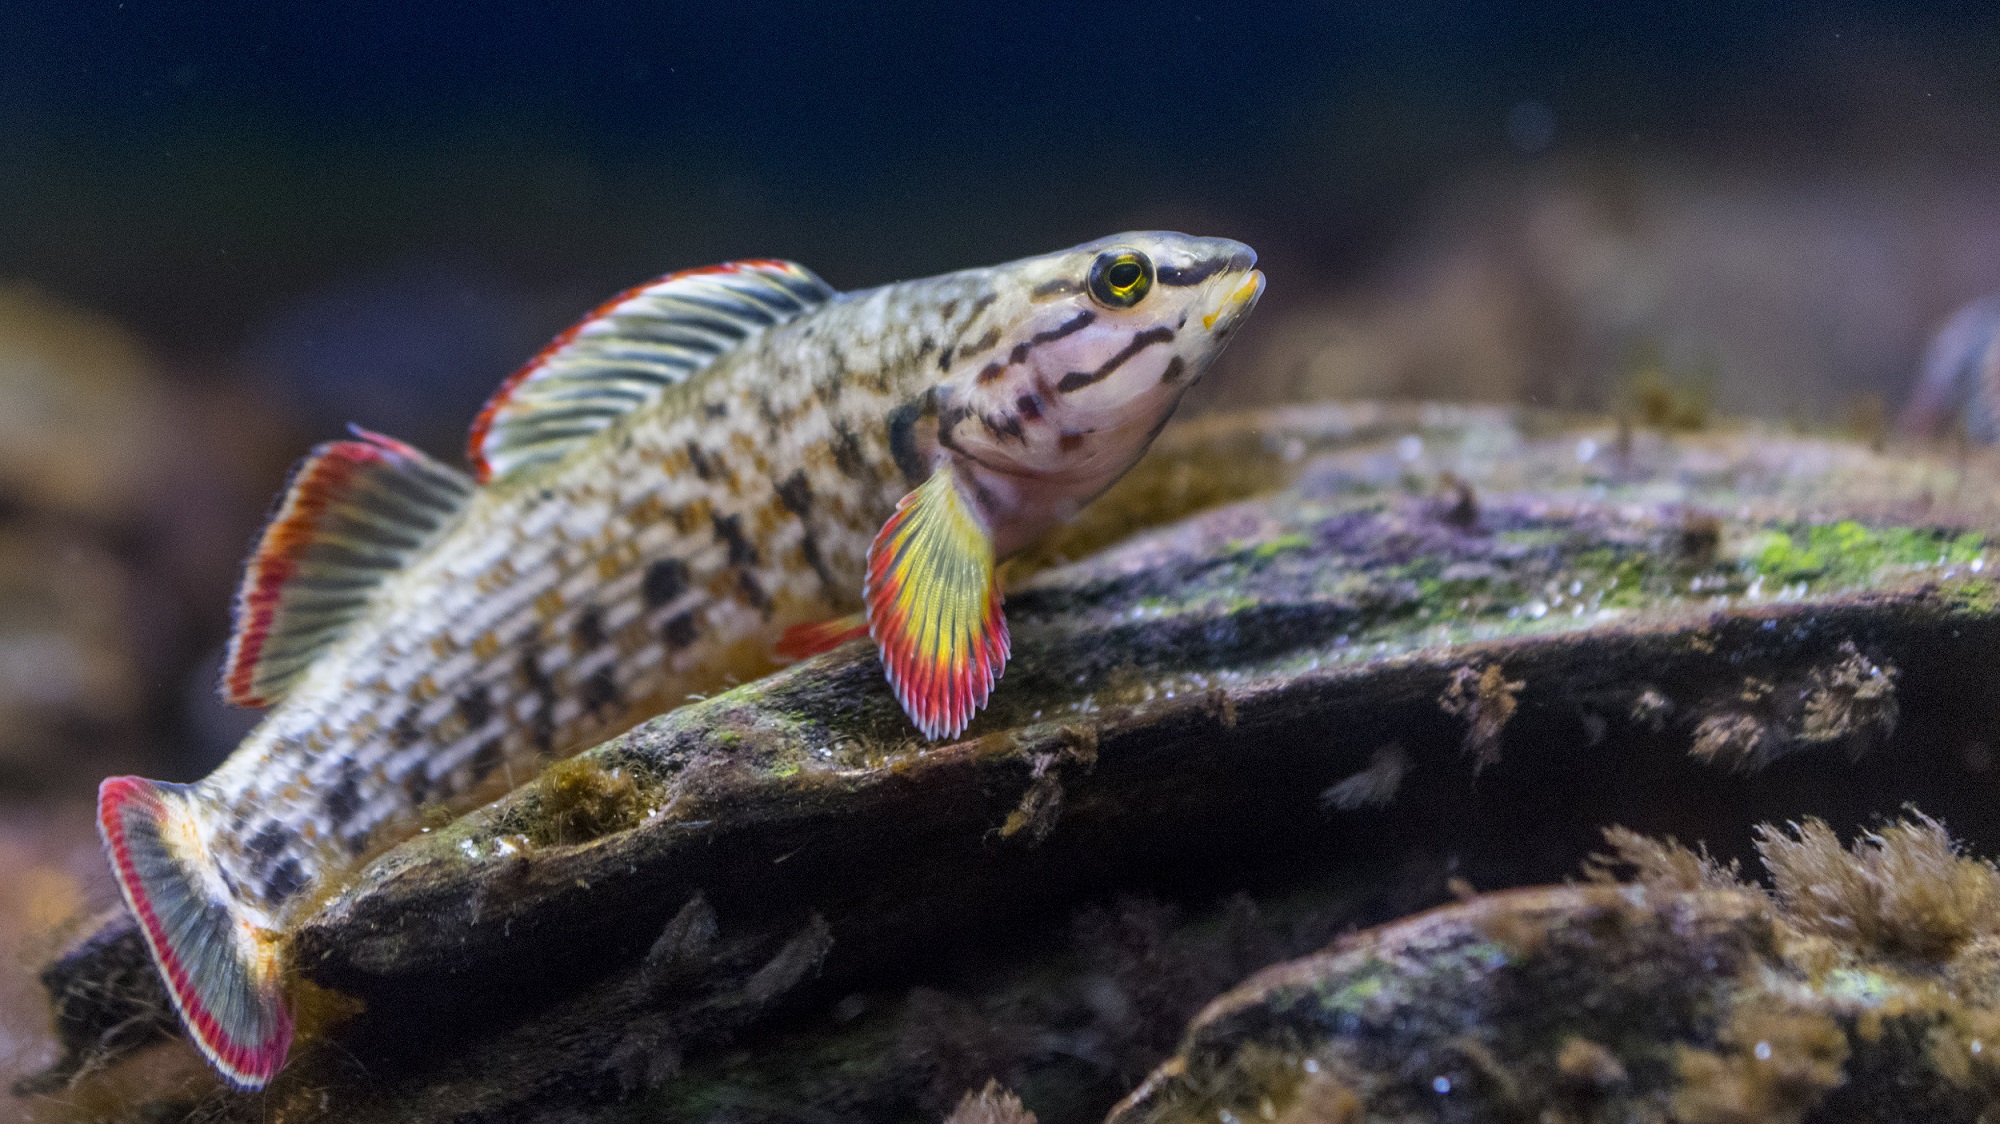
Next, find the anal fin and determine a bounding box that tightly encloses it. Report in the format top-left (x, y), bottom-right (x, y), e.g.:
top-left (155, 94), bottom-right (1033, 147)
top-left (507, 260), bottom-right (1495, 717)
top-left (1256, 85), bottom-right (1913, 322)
top-left (223, 427), bottom-right (473, 707)
top-left (97, 777), bottom-right (292, 1089)
top-left (865, 467), bottom-right (1010, 741)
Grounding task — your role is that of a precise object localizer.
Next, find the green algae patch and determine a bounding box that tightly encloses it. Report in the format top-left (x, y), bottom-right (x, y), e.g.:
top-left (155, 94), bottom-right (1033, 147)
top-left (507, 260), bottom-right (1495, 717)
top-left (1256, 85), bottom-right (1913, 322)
top-left (1743, 521), bottom-right (1985, 587)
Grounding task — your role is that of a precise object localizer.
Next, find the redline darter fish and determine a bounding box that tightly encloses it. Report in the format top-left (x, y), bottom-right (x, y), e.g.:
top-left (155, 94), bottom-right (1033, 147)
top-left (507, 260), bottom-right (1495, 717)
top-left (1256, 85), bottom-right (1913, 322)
top-left (96, 233), bottom-right (1263, 1087)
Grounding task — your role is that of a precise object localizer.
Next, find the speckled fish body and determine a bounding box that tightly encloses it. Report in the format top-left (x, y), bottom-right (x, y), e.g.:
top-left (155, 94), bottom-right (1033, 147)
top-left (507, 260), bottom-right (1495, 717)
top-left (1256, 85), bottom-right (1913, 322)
top-left (95, 232), bottom-right (1263, 1088)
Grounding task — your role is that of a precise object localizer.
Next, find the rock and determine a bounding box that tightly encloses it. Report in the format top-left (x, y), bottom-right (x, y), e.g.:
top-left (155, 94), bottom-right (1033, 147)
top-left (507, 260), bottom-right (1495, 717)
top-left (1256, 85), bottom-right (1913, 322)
top-left (28, 405), bottom-right (2000, 1122)
top-left (0, 285), bottom-right (161, 791)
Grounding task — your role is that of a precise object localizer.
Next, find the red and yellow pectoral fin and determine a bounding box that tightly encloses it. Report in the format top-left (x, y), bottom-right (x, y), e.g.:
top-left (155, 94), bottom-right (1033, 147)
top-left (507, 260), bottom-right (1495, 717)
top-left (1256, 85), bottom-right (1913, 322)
top-left (865, 467), bottom-right (1009, 742)
top-left (774, 613), bottom-right (869, 661)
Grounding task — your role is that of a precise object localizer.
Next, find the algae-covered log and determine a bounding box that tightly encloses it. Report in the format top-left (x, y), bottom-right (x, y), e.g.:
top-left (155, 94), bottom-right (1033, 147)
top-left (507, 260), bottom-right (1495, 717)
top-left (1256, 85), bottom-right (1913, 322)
top-left (27, 406), bottom-right (2000, 1123)
top-left (1111, 814), bottom-right (2000, 1124)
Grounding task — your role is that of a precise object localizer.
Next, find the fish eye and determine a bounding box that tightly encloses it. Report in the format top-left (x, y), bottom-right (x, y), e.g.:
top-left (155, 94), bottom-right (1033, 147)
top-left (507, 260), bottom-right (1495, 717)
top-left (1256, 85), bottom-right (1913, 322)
top-left (1087, 250), bottom-right (1154, 309)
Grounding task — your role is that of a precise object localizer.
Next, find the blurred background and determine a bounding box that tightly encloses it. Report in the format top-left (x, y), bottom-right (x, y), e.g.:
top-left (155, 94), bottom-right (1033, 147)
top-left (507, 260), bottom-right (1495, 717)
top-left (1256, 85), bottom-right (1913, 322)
top-left (3, 0), bottom-right (2000, 1082)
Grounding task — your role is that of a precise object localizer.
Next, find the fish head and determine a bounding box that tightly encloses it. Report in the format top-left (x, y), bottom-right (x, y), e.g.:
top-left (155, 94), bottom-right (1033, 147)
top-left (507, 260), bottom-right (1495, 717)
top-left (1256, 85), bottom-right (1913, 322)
top-left (935, 231), bottom-right (1263, 555)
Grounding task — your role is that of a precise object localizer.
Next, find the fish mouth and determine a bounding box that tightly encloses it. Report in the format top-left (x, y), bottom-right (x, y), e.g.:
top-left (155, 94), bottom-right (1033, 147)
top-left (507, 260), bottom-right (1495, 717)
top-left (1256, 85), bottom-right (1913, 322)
top-left (1201, 268), bottom-right (1265, 333)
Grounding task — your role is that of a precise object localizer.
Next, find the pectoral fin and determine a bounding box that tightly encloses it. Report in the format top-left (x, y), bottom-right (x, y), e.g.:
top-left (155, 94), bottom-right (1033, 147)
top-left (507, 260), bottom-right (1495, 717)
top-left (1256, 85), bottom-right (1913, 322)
top-left (865, 467), bottom-right (1010, 741)
top-left (774, 613), bottom-right (868, 660)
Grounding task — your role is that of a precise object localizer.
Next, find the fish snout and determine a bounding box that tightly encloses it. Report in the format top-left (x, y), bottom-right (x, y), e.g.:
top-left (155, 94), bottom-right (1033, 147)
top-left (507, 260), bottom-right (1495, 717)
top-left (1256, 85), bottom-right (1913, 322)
top-left (1200, 264), bottom-right (1265, 335)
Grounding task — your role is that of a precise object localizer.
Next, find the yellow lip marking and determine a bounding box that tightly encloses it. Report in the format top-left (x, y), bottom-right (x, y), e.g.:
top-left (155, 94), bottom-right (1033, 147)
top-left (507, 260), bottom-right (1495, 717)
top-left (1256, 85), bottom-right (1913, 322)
top-left (1204, 272), bottom-right (1265, 330)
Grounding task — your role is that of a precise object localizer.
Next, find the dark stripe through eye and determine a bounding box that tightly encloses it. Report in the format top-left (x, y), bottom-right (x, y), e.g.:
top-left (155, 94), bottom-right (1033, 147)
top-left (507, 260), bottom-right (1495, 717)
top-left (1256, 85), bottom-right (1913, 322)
top-left (1157, 250), bottom-right (1251, 287)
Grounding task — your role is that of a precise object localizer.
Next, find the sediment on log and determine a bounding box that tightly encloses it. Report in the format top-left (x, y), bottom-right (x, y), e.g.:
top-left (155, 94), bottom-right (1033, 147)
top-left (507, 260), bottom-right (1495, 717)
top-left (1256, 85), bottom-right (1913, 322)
top-left (25, 405), bottom-right (2000, 1123)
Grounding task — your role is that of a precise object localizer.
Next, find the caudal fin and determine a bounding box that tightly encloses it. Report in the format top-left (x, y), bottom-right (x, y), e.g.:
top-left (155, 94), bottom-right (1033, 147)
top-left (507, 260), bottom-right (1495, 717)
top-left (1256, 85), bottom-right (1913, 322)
top-left (97, 776), bottom-right (293, 1089)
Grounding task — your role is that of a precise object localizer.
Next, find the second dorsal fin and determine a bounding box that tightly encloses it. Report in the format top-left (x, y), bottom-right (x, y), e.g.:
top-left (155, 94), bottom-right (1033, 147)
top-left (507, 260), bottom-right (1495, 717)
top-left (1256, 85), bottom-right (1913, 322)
top-left (467, 260), bottom-right (835, 483)
top-left (222, 428), bottom-right (474, 708)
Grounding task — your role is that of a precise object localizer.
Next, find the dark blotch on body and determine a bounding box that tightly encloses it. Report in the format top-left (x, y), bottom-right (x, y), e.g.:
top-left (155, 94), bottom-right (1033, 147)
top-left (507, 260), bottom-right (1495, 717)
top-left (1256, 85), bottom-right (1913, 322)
top-left (572, 607), bottom-right (608, 652)
top-left (712, 512), bottom-right (758, 567)
top-left (737, 570), bottom-right (773, 616)
top-left (519, 644), bottom-right (558, 753)
top-left (799, 531), bottom-right (837, 593)
top-left (662, 611), bottom-right (698, 650)
top-left (774, 471), bottom-right (814, 518)
top-left (457, 686), bottom-right (493, 732)
top-left (323, 760), bottom-right (364, 825)
top-left (246, 823), bottom-right (292, 873)
top-left (470, 738), bottom-right (505, 784)
top-left (686, 442), bottom-right (715, 482)
top-left (391, 712), bottom-right (424, 750)
top-left (886, 394), bottom-right (934, 488)
top-left (643, 558), bottom-right (690, 609)
top-left (264, 858), bottom-right (306, 905)
top-left (582, 666), bottom-right (621, 715)
top-left (829, 420), bottom-right (868, 479)
top-left (517, 644), bottom-right (551, 693)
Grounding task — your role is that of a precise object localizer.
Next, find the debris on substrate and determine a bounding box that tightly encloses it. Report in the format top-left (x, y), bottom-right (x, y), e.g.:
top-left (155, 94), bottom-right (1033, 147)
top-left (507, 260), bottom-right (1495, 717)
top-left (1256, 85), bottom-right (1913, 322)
top-left (26, 404), bottom-right (2000, 1123)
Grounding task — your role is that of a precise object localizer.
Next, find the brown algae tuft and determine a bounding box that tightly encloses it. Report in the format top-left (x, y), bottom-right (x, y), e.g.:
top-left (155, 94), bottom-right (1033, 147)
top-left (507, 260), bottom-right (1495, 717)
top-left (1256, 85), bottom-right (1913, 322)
top-left (1586, 825), bottom-right (1746, 893)
top-left (1798, 641), bottom-right (1899, 745)
top-left (525, 755), bottom-right (652, 847)
top-left (944, 1080), bottom-right (1039, 1124)
top-left (1689, 711), bottom-right (1779, 771)
top-left (1757, 811), bottom-right (2000, 963)
top-left (1671, 1003), bottom-right (1849, 1124)
top-left (1438, 663), bottom-right (1522, 770)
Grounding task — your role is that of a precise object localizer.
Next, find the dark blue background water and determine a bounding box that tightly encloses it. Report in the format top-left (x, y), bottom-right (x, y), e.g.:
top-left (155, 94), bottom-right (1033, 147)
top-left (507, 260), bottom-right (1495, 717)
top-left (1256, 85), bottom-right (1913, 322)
top-left (8, 1), bottom-right (1997, 367)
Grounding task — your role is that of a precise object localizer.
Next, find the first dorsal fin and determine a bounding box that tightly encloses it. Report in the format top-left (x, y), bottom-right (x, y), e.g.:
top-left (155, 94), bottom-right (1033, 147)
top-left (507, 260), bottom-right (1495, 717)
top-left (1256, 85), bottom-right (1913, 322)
top-left (467, 260), bottom-right (835, 483)
top-left (223, 427), bottom-right (474, 708)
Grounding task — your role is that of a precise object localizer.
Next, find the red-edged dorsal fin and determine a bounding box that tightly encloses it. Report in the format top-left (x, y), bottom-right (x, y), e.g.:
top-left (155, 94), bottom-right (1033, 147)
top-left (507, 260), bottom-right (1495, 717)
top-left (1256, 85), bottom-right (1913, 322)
top-left (223, 427), bottom-right (473, 708)
top-left (468, 260), bottom-right (835, 483)
top-left (98, 777), bottom-right (293, 1089)
top-left (775, 613), bottom-right (869, 661)
top-left (865, 466), bottom-right (1010, 741)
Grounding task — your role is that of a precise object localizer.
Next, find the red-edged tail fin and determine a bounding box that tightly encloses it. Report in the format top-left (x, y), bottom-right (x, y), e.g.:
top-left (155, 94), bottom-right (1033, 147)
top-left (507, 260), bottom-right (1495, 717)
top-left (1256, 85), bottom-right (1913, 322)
top-left (774, 613), bottom-right (869, 661)
top-left (865, 467), bottom-right (1010, 741)
top-left (97, 777), bottom-right (292, 1090)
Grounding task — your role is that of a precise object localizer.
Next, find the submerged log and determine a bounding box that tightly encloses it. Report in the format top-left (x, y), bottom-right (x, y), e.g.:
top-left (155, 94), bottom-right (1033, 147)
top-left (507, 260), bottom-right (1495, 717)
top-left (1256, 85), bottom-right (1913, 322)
top-left (1111, 814), bottom-right (2000, 1124)
top-left (25, 405), bottom-right (2000, 1123)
